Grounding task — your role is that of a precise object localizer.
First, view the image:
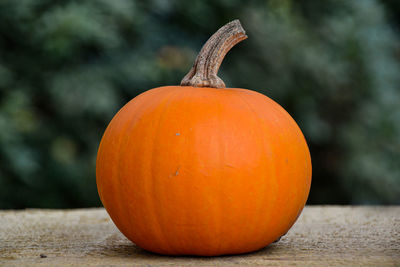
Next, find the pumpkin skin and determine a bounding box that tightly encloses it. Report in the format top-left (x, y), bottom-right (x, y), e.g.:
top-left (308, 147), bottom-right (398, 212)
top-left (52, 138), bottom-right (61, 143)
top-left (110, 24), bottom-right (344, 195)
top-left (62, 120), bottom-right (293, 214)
top-left (96, 85), bottom-right (312, 256)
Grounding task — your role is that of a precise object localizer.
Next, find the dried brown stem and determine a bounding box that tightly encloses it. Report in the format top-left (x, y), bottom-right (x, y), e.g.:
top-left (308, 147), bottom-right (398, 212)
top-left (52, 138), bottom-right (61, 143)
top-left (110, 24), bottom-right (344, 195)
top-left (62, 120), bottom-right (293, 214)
top-left (180, 19), bottom-right (247, 88)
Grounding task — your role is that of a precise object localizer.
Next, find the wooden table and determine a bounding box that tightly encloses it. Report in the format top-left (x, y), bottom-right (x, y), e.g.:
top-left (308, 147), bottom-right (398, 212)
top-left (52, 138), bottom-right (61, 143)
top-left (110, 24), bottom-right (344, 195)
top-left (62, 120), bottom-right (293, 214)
top-left (1, 206), bottom-right (399, 266)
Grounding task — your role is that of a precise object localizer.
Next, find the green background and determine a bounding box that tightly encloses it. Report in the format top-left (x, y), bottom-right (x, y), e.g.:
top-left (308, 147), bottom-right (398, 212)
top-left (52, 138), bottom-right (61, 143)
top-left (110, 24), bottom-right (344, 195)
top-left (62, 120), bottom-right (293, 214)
top-left (0, 0), bottom-right (399, 208)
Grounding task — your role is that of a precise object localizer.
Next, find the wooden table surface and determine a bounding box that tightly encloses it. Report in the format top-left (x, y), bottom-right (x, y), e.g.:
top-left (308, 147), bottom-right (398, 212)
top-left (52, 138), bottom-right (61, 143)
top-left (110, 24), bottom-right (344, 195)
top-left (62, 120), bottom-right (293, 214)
top-left (0, 206), bottom-right (399, 266)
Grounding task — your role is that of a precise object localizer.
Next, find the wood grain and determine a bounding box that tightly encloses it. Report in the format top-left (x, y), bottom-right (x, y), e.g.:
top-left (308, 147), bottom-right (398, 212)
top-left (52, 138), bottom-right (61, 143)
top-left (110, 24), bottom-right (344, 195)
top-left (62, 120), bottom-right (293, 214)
top-left (0, 206), bottom-right (399, 266)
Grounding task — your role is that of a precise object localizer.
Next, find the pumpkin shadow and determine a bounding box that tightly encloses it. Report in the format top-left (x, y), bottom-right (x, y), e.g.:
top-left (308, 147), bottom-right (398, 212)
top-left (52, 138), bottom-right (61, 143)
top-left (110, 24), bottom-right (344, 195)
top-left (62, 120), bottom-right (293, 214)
top-left (100, 241), bottom-right (278, 263)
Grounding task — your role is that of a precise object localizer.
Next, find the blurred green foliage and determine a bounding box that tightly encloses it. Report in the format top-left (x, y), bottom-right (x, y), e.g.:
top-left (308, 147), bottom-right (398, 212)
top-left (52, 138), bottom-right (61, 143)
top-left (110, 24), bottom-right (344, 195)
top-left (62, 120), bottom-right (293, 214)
top-left (0, 0), bottom-right (399, 208)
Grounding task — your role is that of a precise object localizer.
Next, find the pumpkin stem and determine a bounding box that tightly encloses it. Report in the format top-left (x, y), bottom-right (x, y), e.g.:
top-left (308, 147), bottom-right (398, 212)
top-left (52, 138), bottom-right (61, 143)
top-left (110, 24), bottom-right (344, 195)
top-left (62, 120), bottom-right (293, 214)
top-left (180, 19), bottom-right (247, 88)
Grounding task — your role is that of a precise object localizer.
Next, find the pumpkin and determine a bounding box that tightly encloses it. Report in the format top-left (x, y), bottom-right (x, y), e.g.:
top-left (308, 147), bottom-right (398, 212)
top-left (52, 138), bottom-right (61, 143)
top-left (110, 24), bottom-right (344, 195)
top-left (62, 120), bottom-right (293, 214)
top-left (96, 20), bottom-right (311, 256)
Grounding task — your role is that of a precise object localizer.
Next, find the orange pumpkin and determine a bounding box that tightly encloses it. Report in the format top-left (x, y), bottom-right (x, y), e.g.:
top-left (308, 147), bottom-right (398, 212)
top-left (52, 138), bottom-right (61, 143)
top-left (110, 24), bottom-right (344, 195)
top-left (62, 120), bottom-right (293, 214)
top-left (96, 20), bottom-right (311, 256)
